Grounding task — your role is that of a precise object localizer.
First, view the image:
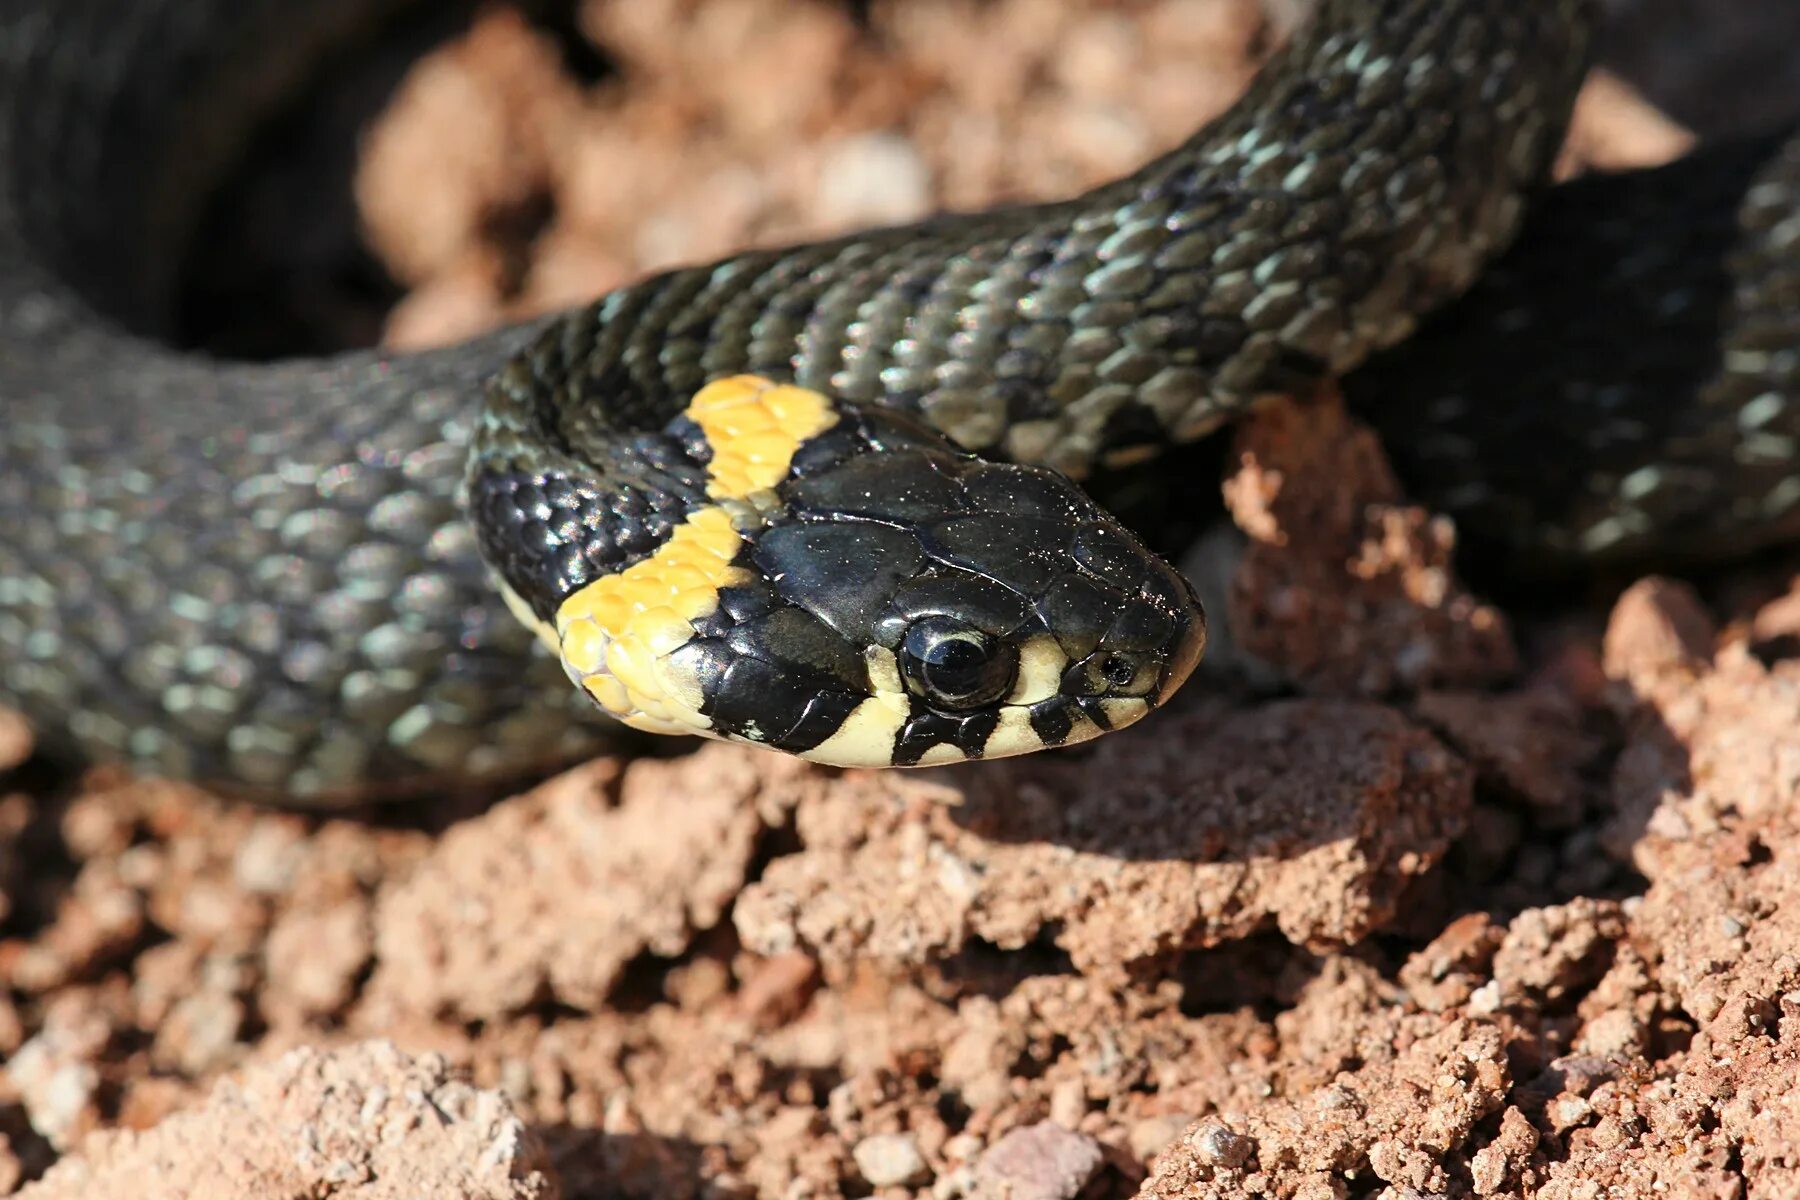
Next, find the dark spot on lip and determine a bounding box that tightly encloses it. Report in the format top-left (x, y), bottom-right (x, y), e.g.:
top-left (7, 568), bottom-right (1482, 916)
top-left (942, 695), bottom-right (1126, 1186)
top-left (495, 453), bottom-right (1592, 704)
top-left (893, 705), bottom-right (999, 765)
top-left (705, 653), bottom-right (852, 752)
top-left (1077, 696), bottom-right (1115, 731)
top-left (1028, 699), bottom-right (1076, 746)
top-left (770, 690), bottom-right (866, 753)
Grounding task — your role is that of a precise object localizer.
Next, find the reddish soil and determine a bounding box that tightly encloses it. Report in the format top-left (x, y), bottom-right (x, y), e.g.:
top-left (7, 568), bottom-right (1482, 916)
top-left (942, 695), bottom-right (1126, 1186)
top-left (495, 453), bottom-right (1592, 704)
top-left (3, 3), bottom-right (1798, 1198)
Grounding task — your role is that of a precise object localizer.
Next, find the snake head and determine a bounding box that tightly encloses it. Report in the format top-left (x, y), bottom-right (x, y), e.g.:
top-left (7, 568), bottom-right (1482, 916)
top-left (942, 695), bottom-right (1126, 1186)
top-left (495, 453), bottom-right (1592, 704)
top-left (526, 377), bottom-right (1203, 767)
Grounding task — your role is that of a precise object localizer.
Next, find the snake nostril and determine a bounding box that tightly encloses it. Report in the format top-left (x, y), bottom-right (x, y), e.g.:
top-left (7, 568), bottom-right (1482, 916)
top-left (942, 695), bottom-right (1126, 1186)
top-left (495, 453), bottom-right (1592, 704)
top-left (1099, 652), bottom-right (1139, 690)
top-left (1068, 649), bottom-right (1156, 697)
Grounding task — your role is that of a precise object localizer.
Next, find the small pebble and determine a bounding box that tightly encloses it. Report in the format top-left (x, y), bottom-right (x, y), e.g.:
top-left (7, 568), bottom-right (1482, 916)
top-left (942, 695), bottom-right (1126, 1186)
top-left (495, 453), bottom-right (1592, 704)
top-left (1187, 1119), bottom-right (1254, 1169)
top-left (7, 1039), bottom-right (100, 1150)
top-left (974, 1122), bottom-right (1104, 1200)
top-left (1469, 1142), bottom-right (1508, 1193)
top-left (1468, 979), bottom-right (1504, 1015)
top-left (854, 1132), bottom-right (930, 1187)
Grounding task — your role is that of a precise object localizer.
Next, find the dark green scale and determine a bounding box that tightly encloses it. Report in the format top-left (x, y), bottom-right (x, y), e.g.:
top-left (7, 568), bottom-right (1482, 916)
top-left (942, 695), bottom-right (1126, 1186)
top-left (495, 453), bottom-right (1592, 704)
top-left (0, 0), bottom-right (1795, 802)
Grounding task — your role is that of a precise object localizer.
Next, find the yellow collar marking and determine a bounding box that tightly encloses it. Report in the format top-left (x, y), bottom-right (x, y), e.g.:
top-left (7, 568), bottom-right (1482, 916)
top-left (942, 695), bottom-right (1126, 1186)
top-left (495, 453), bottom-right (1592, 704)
top-left (552, 376), bottom-right (841, 735)
top-left (687, 375), bottom-right (840, 500)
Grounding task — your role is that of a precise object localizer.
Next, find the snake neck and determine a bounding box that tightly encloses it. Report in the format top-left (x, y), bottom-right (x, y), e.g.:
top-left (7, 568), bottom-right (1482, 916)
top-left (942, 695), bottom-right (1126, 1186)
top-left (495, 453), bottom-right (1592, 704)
top-left (473, 0), bottom-right (1597, 494)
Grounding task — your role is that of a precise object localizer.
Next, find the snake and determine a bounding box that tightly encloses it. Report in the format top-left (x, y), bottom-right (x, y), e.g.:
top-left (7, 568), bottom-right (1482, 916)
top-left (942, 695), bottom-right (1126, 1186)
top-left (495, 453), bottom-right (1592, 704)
top-left (0, 0), bottom-right (1796, 804)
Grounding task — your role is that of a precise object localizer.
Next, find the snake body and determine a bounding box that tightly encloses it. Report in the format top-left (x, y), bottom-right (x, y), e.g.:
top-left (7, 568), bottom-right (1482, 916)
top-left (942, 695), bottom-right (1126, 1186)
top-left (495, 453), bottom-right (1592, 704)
top-left (0, 0), bottom-right (1794, 801)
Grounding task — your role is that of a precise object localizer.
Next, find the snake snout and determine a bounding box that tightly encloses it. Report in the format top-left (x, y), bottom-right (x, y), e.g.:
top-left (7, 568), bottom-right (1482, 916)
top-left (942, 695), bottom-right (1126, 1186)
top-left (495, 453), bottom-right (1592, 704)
top-left (1051, 518), bottom-right (1206, 696)
top-left (1154, 583), bottom-right (1206, 709)
top-left (1143, 560), bottom-right (1207, 710)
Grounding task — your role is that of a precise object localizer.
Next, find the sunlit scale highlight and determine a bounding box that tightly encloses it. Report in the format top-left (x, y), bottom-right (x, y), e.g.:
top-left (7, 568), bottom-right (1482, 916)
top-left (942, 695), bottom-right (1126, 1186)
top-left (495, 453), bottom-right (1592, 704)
top-left (551, 376), bottom-right (840, 735)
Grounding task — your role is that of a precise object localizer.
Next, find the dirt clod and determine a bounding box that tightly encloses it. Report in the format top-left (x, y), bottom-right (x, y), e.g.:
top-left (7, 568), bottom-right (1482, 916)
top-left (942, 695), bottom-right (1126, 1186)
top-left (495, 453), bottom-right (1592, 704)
top-left (737, 699), bottom-right (1472, 974)
top-left (16, 1042), bottom-right (556, 1200)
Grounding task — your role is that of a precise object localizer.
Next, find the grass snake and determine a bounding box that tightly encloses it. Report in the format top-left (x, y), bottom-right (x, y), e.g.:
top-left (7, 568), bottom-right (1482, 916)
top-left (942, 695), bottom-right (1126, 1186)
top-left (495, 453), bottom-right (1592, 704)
top-left (1, 0), bottom-right (1796, 803)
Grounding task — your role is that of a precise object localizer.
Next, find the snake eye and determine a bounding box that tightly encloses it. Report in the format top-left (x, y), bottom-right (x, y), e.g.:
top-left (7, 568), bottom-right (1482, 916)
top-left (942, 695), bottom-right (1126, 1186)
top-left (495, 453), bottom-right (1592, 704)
top-left (899, 617), bottom-right (1017, 711)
